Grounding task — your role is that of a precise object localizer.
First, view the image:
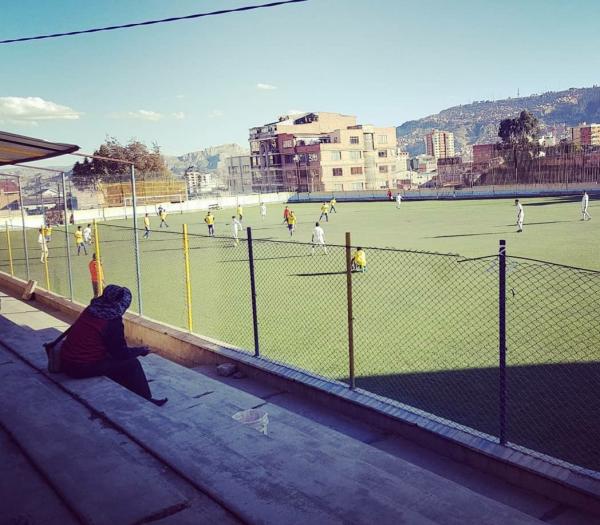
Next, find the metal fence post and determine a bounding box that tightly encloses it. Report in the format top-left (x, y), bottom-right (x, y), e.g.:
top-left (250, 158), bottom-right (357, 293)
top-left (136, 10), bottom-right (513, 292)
top-left (247, 227), bottom-right (260, 357)
top-left (130, 164), bottom-right (143, 315)
top-left (5, 222), bottom-right (14, 276)
top-left (43, 243), bottom-right (51, 291)
top-left (61, 172), bottom-right (74, 301)
top-left (93, 220), bottom-right (103, 297)
top-left (17, 177), bottom-right (30, 280)
top-left (499, 239), bottom-right (507, 445)
top-left (182, 224), bottom-right (193, 332)
top-left (345, 232), bottom-right (355, 389)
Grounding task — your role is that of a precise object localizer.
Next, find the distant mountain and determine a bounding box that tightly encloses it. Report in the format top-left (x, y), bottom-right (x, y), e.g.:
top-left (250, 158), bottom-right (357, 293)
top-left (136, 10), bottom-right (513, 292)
top-left (396, 86), bottom-right (600, 156)
top-left (163, 143), bottom-right (248, 176)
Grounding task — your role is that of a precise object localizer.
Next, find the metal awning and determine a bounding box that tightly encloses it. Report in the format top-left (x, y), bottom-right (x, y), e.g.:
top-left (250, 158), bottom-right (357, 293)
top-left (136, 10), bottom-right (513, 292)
top-left (0, 131), bottom-right (79, 166)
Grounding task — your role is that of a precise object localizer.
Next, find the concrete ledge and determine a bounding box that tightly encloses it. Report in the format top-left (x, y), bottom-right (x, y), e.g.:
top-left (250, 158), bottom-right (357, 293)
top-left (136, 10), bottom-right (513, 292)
top-left (0, 270), bottom-right (598, 517)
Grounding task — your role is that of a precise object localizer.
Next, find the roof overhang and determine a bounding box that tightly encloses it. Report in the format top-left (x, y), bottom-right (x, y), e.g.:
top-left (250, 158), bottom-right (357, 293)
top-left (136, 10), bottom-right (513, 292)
top-left (0, 131), bottom-right (79, 166)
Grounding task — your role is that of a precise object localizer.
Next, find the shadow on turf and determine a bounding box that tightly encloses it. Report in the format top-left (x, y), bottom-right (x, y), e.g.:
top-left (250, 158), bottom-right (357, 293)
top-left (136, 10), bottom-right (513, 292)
top-left (292, 271), bottom-right (346, 277)
top-left (350, 362), bottom-right (600, 472)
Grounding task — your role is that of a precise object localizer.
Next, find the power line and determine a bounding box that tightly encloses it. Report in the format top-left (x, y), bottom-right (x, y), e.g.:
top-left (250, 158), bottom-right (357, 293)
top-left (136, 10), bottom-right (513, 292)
top-left (0, 0), bottom-right (309, 45)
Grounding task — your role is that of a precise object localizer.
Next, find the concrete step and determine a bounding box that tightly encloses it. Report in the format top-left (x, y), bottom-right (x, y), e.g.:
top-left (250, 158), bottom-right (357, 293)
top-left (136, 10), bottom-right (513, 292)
top-left (0, 315), bottom-right (543, 525)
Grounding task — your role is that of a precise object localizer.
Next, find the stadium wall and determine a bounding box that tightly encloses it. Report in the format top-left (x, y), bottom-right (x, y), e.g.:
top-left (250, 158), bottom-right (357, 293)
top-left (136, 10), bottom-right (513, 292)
top-left (289, 183), bottom-right (600, 203)
top-left (0, 191), bottom-right (292, 229)
top-left (0, 269), bottom-right (599, 517)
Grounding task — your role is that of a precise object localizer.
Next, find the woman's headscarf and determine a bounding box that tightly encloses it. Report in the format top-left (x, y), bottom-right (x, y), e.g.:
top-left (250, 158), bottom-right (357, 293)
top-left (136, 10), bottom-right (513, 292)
top-left (87, 285), bottom-right (132, 320)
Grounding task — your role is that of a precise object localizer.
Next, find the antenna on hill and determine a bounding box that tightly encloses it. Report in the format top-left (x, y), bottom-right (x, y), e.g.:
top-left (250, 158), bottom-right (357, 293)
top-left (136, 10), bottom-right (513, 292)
top-left (517, 88), bottom-right (520, 98)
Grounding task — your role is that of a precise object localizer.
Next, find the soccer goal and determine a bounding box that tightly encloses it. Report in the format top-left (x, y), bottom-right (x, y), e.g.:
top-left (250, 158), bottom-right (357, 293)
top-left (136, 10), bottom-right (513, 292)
top-left (123, 194), bottom-right (185, 218)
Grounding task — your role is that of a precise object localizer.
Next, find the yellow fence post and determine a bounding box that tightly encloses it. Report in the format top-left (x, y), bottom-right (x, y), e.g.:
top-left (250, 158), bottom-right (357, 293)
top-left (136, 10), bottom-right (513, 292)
top-left (93, 219), bottom-right (103, 296)
top-left (182, 224), bottom-right (193, 332)
top-left (5, 223), bottom-right (14, 277)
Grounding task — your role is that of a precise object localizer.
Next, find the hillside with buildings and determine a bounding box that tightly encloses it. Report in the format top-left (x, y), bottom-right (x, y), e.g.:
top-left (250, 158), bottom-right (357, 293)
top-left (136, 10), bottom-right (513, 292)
top-left (163, 144), bottom-right (248, 176)
top-left (397, 86), bottom-right (600, 156)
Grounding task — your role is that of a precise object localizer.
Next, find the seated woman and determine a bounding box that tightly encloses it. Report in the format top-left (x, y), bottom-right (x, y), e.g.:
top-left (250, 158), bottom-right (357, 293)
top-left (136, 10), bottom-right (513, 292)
top-left (51, 285), bottom-right (167, 406)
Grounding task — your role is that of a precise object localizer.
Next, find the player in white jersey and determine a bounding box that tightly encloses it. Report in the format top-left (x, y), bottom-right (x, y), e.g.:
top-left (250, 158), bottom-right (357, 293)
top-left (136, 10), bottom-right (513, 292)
top-left (83, 224), bottom-right (92, 245)
top-left (515, 199), bottom-right (524, 232)
top-left (260, 202), bottom-right (267, 220)
top-left (311, 222), bottom-right (327, 255)
top-left (581, 192), bottom-right (591, 221)
top-left (231, 216), bottom-right (242, 245)
top-left (396, 193), bottom-right (402, 209)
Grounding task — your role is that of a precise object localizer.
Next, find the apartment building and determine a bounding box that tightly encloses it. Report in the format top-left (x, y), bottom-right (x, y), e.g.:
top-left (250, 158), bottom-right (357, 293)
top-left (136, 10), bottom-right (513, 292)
top-left (184, 168), bottom-right (215, 196)
top-left (249, 112), bottom-right (398, 192)
top-left (425, 129), bottom-right (455, 159)
top-left (569, 123), bottom-right (600, 146)
top-left (225, 155), bottom-right (252, 194)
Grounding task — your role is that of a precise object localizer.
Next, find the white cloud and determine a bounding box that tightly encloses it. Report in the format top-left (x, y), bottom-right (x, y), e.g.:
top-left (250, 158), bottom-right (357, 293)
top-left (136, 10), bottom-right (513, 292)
top-left (175, 94), bottom-right (185, 99)
top-left (208, 109), bottom-right (224, 118)
top-left (110, 110), bottom-right (185, 121)
top-left (288, 109), bottom-right (306, 115)
top-left (0, 96), bottom-right (81, 123)
top-left (256, 83), bottom-right (277, 90)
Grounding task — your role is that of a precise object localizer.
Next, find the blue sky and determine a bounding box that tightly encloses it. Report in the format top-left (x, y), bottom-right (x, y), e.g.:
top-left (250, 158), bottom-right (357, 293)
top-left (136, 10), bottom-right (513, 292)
top-left (1, 0), bottom-right (600, 160)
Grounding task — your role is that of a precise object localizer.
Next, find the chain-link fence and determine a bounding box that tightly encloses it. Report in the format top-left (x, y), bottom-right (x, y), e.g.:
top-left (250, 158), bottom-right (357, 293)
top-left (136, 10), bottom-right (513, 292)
top-left (1, 210), bottom-right (600, 478)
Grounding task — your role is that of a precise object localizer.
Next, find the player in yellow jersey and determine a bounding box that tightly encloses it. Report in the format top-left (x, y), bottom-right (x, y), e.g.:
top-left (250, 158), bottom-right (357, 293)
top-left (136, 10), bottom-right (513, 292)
top-left (319, 202), bottom-right (329, 222)
top-left (329, 197), bottom-right (337, 214)
top-left (287, 211), bottom-right (297, 236)
top-left (351, 247), bottom-right (367, 272)
top-left (143, 213), bottom-right (151, 239)
top-left (204, 211), bottom-right (215, 236)
top-left (237, 205), bottom-right (243, 222)
top-left (75, 225), bottom-right (88, 256)
top-left (159, 209), bottom-right (169, 228)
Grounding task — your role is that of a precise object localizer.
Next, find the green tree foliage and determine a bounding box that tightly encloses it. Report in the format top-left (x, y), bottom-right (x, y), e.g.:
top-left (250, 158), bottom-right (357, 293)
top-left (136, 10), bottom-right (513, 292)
top-left (498, 110), bottom-right (541, 145)
top-left (71, 137), bottom-right (170, 189)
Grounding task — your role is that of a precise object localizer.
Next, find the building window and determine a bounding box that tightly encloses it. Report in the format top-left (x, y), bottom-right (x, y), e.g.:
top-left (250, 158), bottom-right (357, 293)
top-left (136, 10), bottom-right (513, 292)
top-left (332, 168), bottom-right (343, 176)
top-left (330, 151), bottom-right (342, 161)
top-left (350, 167), bottom-right (363, 175)
top-left (378, 150), bottom-right (388, 158)
top-left (334, 184), bottom-right (344, 191)
top-left (379, 165), bottom-right (389, 173)
top-left (349, 150), bottom-right (361, 160)
top-left (283, 139), bottom-right (293, 148)
top-left (351, 182), bottom-right (363, 190)
top-left (389, 164), bottom-right (396, 172)
top-left (377, 135), bottom-right (388, 144)
top-left (350, 136), bottom-right (359, 144)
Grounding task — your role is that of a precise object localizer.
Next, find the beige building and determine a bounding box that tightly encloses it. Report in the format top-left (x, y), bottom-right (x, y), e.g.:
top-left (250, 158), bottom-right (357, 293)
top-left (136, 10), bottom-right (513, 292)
top-left (425, 130), bottom-right (455, 159)
top-left (249, 112), bottom-right (399, 192)
top-left (569, 124), bottom-right (600, 146)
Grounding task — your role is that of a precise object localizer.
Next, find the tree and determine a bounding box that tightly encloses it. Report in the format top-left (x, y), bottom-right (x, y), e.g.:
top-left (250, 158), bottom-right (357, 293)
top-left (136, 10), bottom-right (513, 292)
top-left (498, 110), bottom-right (540, 145)
top-left (71, 137), bottom-right (170, 189)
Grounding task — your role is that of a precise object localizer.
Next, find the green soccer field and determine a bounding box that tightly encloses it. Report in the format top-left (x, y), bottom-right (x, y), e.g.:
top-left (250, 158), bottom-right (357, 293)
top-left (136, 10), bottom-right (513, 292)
top-left (2, 195), bottom-right (600, 472)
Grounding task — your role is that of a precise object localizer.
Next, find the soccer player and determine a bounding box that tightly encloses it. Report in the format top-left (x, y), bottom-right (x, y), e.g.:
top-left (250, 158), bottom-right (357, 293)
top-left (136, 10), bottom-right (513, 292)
top-left (515, 199), bottom-right (524, 233)
top-left (204, 211), bottom-right (216, 236)
top-left (396, 193), bottom-right (402, 209)
top-left (311, 222), bottom-right (327, 255)
top-left (351, 247), bottom-right (367, 272)
top-left (83, 223), bottom-right (92, 245)
top-left (75, 225), bottom-right (88, 255)
top-left (43, 224), bottom-right (52, 242)
top-left (387, 189), bottom-right (393, 201)
top-left (237, 205), bottom-right (243, 222)
top-left (287, 211), bottom-right (297, 236)
top-left (143, 213), bottom-right (151, 239)
top-left (231, 215), bottom-right (242, 245)
top-left (283, 205), bottom-right (290, 224)
top-left (260, 202), bottom-right (267, 220)
top-left (159, 208), bottom-right (169, 228)
top-left (581, 192), bottom-right (591, 221)
top-left (38, 228), bottom-right (48, 263)
top-left (330, 197), bottom-right (337, 214)
top-left (319, 202), bottom-right (329, 222)
top-left (88, 253), bottom-right (105, 298)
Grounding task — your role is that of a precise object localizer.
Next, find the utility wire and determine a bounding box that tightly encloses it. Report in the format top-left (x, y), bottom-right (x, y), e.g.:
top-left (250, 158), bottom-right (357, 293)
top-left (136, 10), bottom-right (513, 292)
top-left (0, 0), bottom-right (308, 45)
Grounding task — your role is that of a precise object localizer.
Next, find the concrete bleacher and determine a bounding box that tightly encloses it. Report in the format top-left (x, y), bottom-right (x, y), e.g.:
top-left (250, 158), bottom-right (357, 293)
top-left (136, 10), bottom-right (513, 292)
top-left (0, 303), bottom-right (542, 524)
top-left (0, 292), bottom-right (591, 524)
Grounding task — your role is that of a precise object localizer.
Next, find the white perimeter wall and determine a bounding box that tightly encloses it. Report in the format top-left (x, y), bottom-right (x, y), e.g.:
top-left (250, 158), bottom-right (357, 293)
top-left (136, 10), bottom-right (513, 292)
top-left (0, 192), bottom-right (292, 230)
